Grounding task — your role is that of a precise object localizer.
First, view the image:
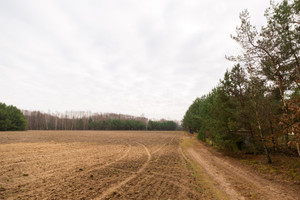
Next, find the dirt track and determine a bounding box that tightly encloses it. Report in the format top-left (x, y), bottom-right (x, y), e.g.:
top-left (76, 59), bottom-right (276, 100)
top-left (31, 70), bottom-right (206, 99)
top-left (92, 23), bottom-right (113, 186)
top-left (0, 131), bottom-right (299, 199)
top-left (186, 138), bottom-right (300, 200)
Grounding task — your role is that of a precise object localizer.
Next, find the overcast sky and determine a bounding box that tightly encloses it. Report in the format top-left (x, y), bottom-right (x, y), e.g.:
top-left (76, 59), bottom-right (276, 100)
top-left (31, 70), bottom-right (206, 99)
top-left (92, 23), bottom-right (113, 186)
top-left (0, 0), bottom-right (278, 120)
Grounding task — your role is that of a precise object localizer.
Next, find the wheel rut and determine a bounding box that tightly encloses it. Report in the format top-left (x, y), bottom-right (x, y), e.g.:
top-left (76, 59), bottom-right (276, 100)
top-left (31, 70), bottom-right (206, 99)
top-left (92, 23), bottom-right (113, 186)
top-left (152, 136), bottom-right (175, 154)
top-left (87, 144), bottom-right (132, 172)
top-left (187, 145), bottom-right (300, 200)
top-left (94, 142), bottom-right (151, 200)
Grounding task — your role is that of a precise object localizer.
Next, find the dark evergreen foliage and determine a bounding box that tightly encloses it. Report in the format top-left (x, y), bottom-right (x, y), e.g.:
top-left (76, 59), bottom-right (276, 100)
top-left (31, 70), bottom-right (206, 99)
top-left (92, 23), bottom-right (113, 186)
top-left (88, 119), bottom-right (146, 130)
top-left (183, 0), bottom-right (299, 158)
top-left (147, 120), bottom-right (177, 130)
top-left (0, 103), bottom-right (27, 131)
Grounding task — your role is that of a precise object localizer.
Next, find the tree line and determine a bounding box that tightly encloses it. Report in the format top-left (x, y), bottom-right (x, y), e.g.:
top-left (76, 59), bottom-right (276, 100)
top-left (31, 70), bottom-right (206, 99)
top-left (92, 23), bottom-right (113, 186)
top-left (22, 110), bottom-right (178, 131)
top-left (183, 0), bottom-right (299, 162)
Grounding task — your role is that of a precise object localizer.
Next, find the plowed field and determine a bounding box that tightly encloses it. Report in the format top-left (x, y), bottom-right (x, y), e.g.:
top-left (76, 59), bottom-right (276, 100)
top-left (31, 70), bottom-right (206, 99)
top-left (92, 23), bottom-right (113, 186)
top-left (0, 131), bottom-right (212, 200)
top-left (2, 131), bottom-right (298, 200)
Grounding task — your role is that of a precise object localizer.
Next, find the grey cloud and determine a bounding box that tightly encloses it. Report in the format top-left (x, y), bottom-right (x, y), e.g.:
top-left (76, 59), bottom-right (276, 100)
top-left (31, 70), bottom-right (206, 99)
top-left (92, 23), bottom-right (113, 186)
top-left (0, 0), bottom-right (280, 120)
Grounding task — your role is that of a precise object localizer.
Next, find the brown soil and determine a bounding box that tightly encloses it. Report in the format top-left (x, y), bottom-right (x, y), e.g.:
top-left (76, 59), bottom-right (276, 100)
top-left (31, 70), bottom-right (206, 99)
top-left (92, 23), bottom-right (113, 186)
top-left (185, 136), bottom-right (300, 200)
top-left (1, 131), bottom-right (299, 200)
top-left (0, 131), bottom-right (213, 200)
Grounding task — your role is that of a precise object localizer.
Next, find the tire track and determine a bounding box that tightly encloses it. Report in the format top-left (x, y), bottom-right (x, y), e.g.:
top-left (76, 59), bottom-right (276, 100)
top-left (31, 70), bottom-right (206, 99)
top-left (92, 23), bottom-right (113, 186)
top-left (108, 163), bottom-right (201, 193)
top-left (86, 144), bottom-right (132, 173)
top-left (144, 173), bottom-right (201, 196)
top-left (190, 145), bottom-right (300, 200)
top-left (179, 146), bottom-right (188, 161)
top-left (119, 173), bottom-right (201, 199)
top-left (107, 143), bottom-right (201, 195)
top-left (188, 148), bottom-right (244, 200)
top-left (152, 136), bottom-right (175, 154)
top-left (94, 142), bottom-right (151, 200)
top-left (42, 143), bottom-right (132, 179)
top-left (117, 139), bottom-right (202, 199)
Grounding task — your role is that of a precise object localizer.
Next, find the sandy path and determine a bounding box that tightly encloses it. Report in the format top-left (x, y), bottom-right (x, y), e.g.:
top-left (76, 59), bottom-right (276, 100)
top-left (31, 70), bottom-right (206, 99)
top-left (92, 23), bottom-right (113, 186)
top-left (187, 142), bottom-right (300, 200)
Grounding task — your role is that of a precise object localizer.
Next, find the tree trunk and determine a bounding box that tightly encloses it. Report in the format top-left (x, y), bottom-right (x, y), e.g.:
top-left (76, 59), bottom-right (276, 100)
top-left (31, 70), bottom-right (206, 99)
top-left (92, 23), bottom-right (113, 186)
top-left (269, 118), bottom-right (278, 152)
top-left (254, 101), bottom-right (272, 164)
top-left (248, 66), bottom-right (272, 163)
top-left (296, 139), bottom-right (300, 157)
top-left (276, 72), bottom-right (291, 148)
